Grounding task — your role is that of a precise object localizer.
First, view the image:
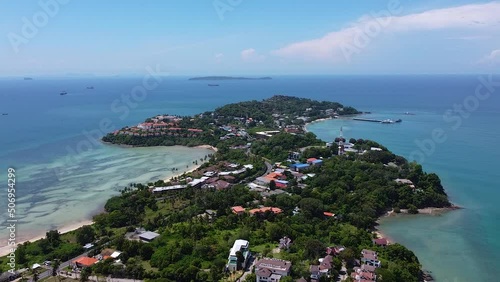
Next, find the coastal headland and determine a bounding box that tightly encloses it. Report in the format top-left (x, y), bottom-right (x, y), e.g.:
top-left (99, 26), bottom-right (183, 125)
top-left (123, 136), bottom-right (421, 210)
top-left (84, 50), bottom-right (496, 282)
top-left (3, 96), bottom-right (453, 282)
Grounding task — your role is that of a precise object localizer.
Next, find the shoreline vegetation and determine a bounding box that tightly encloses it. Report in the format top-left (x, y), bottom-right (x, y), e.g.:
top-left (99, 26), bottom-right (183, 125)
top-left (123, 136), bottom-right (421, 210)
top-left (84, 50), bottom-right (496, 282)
top-left (2, 96), bottom-right (454, 282)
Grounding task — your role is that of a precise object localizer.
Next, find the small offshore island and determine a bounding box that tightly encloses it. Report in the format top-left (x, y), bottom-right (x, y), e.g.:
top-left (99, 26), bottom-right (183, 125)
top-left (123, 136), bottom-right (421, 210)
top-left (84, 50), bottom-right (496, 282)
top-left (3, 96), bottom-right (451, 282)
top-left (188, 76), bottom-right (272, 80)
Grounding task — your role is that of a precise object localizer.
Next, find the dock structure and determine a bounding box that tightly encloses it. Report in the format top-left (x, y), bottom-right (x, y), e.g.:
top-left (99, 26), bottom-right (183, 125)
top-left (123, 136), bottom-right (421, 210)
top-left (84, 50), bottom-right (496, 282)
top-left (353, 118), bottom-right (383, 122)
top-left (353, 118), bottom-right (402, 124)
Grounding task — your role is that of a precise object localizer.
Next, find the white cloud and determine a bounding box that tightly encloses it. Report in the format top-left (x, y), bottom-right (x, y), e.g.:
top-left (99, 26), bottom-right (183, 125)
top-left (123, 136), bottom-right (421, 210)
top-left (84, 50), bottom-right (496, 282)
top-left (480, 49), bottom-right (500, 64)
top-left (446, 36), bottom-right (491, 40)
top-left (214, 53), bottom-right (224, 63)
top-left (273, 2), bottom-right (500, 61)
top-left (241, 48), bottom-right (264, 62)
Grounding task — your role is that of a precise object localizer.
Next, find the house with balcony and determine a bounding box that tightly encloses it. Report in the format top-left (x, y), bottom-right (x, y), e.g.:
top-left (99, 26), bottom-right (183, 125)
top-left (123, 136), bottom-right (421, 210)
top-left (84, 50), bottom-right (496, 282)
top-left (361, 249), bottom-right (381, 267)
top-left (255, 258), bottom-right (292, 282)
top-left (227, 239), bottom-right (250, 272)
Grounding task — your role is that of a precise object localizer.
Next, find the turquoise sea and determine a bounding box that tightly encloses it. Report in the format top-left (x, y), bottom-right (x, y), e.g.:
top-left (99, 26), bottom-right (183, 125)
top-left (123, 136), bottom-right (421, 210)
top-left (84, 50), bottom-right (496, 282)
top-left (1, 75), bottom-right (499, 281)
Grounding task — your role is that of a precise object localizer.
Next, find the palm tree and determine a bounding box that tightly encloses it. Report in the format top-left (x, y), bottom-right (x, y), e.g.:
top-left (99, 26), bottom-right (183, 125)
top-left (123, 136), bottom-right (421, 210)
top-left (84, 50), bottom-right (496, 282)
top-left (33, 272), bottom-right (39, 282)
top-left (52, 259), bottom-right (60, 281)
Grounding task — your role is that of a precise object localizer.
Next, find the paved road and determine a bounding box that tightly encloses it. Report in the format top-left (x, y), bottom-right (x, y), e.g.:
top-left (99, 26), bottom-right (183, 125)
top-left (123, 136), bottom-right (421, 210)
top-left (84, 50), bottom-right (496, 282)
top-left (237, 255), bottom-right (256, 282)
top-left (257, 161), bottom-right (272, 179)
top-left (31, 252), bottom-right (89, 281)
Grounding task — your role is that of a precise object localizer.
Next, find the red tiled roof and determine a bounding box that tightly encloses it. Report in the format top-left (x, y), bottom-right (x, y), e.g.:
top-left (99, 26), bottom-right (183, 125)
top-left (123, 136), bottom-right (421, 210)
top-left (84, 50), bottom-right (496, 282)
top-left (276, 182), bottom-right (287, 188)
top-left (73, 257), bottom-right (98, 267)
top-left (373, 238), bottom-right (388, 246)
top-left (249, 207), bottom-right (282, 215)
top-left (264, 172), bottom-right (283, 181)
top-left (231, 206), bottom-right (245, 214)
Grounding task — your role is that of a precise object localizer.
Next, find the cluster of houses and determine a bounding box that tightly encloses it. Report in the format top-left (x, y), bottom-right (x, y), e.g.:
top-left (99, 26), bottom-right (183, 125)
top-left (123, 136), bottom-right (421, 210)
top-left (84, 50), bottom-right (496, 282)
top-left (351, 249), bottom-right (381, 281)
top-left (270, 106), bottom-right (341, 131)
top-left (112, 114), bottom-right (206, 137)
top-left (231, 206), bottom-right (283, 216)
top-left (70, 248), bottom-right (123, 270)
top-left (255, 258), bottom-right (292, 282)
top-left (219, 125), bottom-right (249, 140)
top-left (45, 230), bottom-right (161, 274)
top-left (248, 157), bottom-right (319, 200)
top-left (151, 163), bottom-right (255, 194)
top-left (289, 158), bottom-right (323, 172)
top-left (306, 246), bottom-right (345, 281)
top-left (225, 234), bottom-right (389, 282)
top-left (226, 239), bottom-right (293, 282)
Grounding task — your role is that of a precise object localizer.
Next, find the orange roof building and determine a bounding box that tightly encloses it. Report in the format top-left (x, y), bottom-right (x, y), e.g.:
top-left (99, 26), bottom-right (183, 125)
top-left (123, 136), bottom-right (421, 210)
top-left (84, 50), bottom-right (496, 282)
top-left (264, 172), bottom-right (285, 182)
top-left (307, 158), bottom-right (318, 163)
top-left (231, 206), bottom-right (246, 214)
top-left (249, 207), bottom-right (283, 215)
top-left (73, 257), bottom-right (98, 267)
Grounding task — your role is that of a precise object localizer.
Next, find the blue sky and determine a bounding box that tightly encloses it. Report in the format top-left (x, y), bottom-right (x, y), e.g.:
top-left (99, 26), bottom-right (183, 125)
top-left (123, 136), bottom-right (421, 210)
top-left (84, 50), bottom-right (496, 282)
top-left (0, 0), bottom-right (499, 75)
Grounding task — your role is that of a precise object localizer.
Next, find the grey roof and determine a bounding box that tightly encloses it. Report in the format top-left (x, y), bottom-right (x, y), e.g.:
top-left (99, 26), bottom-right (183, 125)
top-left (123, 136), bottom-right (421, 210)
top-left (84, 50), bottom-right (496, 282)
top-left (257, 268), bottom-right (272, 277)
top-left (139, 231), bottom-right (160, 240)
top-left (255, 258), bottom-right (292, 272)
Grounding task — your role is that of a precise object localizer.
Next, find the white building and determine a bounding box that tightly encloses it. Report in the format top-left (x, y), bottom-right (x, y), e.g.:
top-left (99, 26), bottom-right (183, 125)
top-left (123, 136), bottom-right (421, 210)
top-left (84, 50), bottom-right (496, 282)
top-left (227, 239), bottom-right (250, 272)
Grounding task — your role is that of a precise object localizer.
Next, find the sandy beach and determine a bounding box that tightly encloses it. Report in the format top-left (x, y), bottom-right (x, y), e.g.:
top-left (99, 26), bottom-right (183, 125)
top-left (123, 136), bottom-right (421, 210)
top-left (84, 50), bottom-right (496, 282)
top-left (163, 144), bottom-right (217, 182)
top-left (195, 144), bottom-right (218, 152)
top-left (303, 117), bottom-right (333, 132)
top-left (373, 229), bottom-right (393, 244)
top-left (0, 219), bottom-right (94, 257)
top-left (163, 165), bottom-right (201, 182)
top-left (0, 145), bottom-right (217, 256)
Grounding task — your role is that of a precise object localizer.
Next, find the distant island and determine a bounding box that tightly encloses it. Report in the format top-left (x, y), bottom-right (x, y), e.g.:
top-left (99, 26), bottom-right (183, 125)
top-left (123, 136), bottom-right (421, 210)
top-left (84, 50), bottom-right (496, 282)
top-left (189, 76), bottom-right (272, 80)
top-left (23, 77), bottom-right (33, 80)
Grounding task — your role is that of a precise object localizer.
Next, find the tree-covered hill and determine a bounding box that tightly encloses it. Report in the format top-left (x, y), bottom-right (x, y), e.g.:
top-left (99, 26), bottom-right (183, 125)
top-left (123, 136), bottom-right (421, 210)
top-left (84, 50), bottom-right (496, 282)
top-left (101, 95), bottom-right (360, 147)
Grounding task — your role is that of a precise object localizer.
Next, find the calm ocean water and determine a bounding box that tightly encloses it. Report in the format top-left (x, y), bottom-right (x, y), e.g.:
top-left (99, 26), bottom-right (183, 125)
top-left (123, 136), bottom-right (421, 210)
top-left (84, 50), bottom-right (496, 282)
top-left (1, 75), bottom-right (499, 280)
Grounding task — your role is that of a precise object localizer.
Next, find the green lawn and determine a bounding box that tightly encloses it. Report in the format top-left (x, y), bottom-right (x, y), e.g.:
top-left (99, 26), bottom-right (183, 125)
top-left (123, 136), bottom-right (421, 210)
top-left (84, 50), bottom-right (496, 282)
top-left (141, 260), bottom-right (158, 272)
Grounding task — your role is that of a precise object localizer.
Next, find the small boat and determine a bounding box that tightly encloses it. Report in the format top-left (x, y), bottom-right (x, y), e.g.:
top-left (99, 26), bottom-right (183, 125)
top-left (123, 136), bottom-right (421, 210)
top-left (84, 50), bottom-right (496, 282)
top-left (2, 113), bottom-right (8, 116)
top-left (24, 77), bottom-right (33, 80)
top-left (60, 91), bottom-right (68, 96)
top-left (381, 119), bottom-right (402, 124)
top-left (380, 119), bottom-right (394, 124)
top-left (86, 86), bottom-right (94, 89)
top-left (208, 84), bottom-right (219, 87)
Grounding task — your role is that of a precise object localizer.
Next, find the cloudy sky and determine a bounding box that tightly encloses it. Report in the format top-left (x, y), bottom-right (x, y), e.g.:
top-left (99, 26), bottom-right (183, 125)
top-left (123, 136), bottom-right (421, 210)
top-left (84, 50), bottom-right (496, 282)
top-left (1, 0), bottom-right (499, 75)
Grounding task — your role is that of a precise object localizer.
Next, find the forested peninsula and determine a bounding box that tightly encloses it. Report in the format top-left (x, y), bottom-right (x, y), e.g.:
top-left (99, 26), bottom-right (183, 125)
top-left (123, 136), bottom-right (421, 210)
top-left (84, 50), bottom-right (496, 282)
top-left (3, 96), bottom-right (451, 282)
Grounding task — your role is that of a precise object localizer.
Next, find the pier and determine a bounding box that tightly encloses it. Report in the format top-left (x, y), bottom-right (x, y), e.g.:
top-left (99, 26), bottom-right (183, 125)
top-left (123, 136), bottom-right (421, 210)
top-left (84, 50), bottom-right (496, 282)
top-left (353, 118), bottom-right (383, 123)
top-left (353, 118), bottom-right (402, 124)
